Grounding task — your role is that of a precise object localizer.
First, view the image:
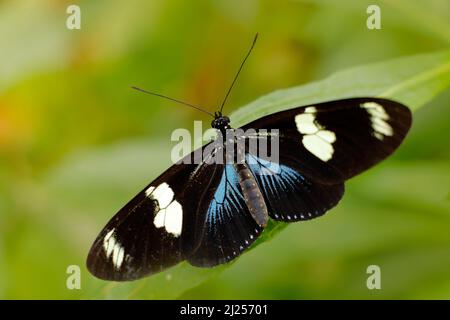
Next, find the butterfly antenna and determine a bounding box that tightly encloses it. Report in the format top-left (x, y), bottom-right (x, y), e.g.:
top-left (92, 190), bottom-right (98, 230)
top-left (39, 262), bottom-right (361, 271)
top-left (131, 86), bottom-right (215, 117)
top-left (219, 33), bottom-right (258, 114)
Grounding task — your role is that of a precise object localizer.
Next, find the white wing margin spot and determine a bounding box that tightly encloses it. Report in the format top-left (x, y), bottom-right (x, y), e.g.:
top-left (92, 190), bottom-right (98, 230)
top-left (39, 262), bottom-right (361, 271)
top-left (361, 102), bottom-right (393, 140)
top-left (102, 229), bottom-right (125, 269)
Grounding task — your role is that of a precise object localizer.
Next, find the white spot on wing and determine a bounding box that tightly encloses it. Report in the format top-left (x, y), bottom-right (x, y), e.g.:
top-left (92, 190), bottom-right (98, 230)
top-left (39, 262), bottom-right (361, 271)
top-left (362, 102), bottom-right (393, 140)
top-left (295, 113), bottom-right (320, 134)
top-left (153, 209), bottom-right (165, 228)
top-left (102, 229), bottom-right (125, 269)
top-left (151, 183), bottom-right (174, 208)
top-left (295, 108), bottom-right (336, 162)
top-left (305, 106), bottom-right (317, 113)
top-left (145, 186), bottom-right (155, 197)
top-left (371, 117), bottom-right (393, 136)
top-left (316, 130), bottom-right (336, 143)
top-left (374, 132), bottom-right (384, 140)
top-left (303, 135), bottom-right (334, 161)
top-left (147, 182), bottom-right (183, 237)
top-left (163, 201), bottom-right (183, 236)
top-left (112, 244), bottom-right (124, 269)
top-left (103, 229), bottom-right (114, 256)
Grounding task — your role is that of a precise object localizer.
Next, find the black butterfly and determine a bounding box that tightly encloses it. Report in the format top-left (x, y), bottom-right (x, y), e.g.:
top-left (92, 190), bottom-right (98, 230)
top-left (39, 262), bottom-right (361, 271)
top-left (87, 35), bottom-right (412, 281)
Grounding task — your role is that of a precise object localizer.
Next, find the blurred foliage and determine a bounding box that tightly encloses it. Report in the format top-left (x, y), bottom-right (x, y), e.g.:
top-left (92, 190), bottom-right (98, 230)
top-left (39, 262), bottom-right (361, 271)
top-left (0, 0), bottom-right (449, 299)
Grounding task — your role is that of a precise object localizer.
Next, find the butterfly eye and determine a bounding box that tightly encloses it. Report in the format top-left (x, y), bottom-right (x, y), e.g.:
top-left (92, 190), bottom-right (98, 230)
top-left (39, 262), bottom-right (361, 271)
top-left (211, 116), bottom-right (231, 130)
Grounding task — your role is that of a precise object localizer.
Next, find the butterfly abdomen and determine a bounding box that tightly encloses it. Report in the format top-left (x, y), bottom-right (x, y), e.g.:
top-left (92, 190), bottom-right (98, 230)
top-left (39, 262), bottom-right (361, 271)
top-left (235, 163), bottom-right (269, 227)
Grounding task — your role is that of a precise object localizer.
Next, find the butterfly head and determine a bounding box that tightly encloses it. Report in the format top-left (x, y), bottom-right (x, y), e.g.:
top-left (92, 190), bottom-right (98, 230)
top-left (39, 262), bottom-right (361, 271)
top-left (211, 112), bottom-right (231, 131)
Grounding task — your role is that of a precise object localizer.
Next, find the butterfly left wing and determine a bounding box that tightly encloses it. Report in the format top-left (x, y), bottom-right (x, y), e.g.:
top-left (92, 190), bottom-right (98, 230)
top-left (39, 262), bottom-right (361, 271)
top-left (242, 97), bottom-right (412, 184)
top-left (87, 144), bottom-right (224, 281)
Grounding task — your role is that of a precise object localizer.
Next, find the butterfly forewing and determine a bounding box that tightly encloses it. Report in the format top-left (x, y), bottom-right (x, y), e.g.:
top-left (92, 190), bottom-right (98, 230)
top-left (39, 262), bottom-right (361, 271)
top-left (242, 98), bottom-right (412, 184)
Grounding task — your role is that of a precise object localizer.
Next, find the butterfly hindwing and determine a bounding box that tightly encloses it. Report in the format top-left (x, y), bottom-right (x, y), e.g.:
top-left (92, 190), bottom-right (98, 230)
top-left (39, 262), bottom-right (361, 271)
top-left (242, 98), bottom-right (412, 184)
top-left (246, 153), bottom-right (345, 222)
top-left (186, 163), bottom-right (264, 267)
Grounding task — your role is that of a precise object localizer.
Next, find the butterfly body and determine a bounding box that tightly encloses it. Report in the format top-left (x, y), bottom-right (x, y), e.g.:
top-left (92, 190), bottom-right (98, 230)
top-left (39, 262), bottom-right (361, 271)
top-left (235, 162), bottom-right (269, 227)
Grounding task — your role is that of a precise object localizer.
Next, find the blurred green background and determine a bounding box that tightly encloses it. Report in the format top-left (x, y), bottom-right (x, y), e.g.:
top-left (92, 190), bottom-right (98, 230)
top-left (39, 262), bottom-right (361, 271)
top-left (1, 0), bottom-right (449, 299)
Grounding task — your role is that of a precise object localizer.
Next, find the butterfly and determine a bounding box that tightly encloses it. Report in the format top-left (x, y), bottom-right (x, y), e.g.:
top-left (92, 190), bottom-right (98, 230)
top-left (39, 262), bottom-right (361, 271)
top-left (87, 34), bottom-right (412, 281)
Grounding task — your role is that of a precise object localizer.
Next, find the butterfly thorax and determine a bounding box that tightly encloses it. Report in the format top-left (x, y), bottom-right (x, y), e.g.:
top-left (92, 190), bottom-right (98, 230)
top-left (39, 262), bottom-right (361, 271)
top-left (211, 112), bottom-right (231, 136)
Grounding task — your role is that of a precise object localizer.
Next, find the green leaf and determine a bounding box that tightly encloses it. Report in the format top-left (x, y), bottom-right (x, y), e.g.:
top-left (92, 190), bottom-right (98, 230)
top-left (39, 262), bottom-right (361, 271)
top-left (60, 50), bottom-right (450, 299)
